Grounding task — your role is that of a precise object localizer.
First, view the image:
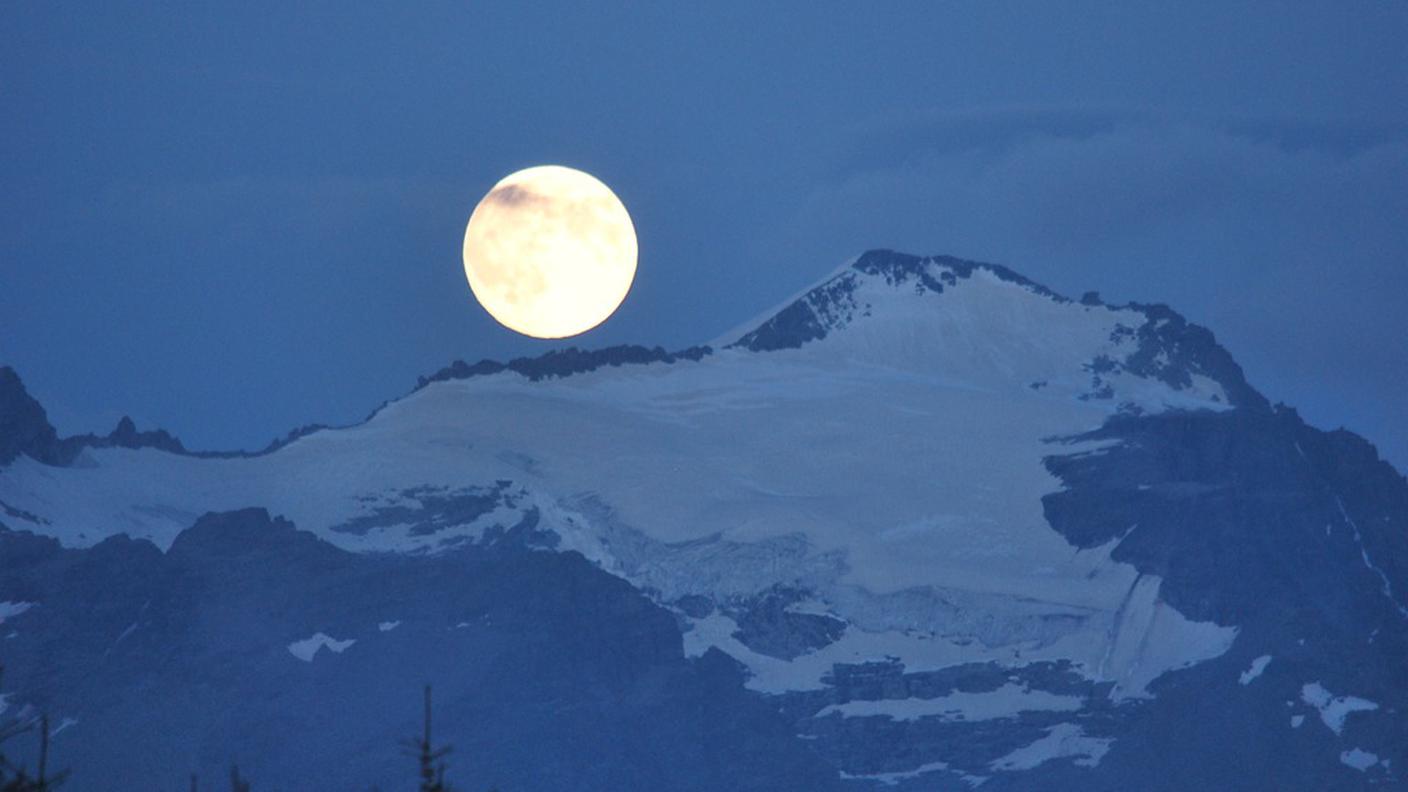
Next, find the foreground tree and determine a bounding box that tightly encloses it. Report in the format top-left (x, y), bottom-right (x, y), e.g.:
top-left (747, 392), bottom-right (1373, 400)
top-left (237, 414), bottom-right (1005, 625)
top-left (6, 670), bottom-right (495, 790)
top-left (0, 668), bottom-right (67, 791)
top-left (227, 765), bottom-right (251, 792)
top-left (404, 686), bottom-right (453, 792)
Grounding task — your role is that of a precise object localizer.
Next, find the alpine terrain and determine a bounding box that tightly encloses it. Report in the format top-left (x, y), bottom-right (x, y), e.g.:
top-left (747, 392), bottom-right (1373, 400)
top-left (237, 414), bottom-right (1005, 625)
top-left (1, 250), bottom-right (1404, 790)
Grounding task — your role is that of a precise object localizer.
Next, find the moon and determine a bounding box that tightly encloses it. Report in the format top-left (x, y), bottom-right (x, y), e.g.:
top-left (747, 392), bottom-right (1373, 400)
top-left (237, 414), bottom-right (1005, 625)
top-left (462, 165), bottom-right (638, 339)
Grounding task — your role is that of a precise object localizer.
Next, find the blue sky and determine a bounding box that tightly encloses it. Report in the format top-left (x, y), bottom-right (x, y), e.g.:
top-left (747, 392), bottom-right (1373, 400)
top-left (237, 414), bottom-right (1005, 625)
top-left (3, 2), bottom-right (1407, 468)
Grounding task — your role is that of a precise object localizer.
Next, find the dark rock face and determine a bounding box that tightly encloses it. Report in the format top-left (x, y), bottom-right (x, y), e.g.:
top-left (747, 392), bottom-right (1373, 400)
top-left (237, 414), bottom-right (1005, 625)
top-left (770, 659), bottom-right (1105, 789)
top-left (96, 415), bottom-right (187, 453)
top-left (417, 344), bottom-right (714, 389)
top-left (57, 415), bottom-right (189, 457)
top-left (1044, 408), bottom-right (1408, 631)
top-left (0, 367), bottom-right (189, 465)
top-left (1032, 406), bottom-right (1408, 791)
top-left (0, 509), bottom-right (843, 792)
top-left (727, 586), bottom-right (847, 660)
top-left (733, 271), bottom-right (867, 352)
top-left (0, 366), bottom-right (65, 465)
top-left (1107, 303), bottom-right (1269, 411)
top-left (330, 482), bottom-right (518, 538)
top-left (732, 249), bottom-right (970, 351)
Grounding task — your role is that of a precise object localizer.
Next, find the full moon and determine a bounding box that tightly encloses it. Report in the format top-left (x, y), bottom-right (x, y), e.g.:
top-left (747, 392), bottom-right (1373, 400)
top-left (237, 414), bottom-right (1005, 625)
top-left (462, 165), bottom-right (638, 339)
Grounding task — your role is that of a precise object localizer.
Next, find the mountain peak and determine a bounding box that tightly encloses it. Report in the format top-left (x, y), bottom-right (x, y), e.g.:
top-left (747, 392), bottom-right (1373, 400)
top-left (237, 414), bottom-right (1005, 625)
top-left (729, 249), bottom-right (1268, 412)
top-left (0, 371), bottom-right (192, 467)
top-left (0, 366), bottom-right (64, 465)
top-left (166, 507), bottom-right (328, 564)
top-left (100, 414), bottom-right (186, 454)
top-left (727, 250), bottom-right (1061, 353)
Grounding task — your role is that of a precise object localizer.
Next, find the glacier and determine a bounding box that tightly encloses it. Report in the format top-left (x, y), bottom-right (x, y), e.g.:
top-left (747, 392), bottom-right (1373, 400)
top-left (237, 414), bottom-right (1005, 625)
top-left (1, 250), bottom-right (1404, 790)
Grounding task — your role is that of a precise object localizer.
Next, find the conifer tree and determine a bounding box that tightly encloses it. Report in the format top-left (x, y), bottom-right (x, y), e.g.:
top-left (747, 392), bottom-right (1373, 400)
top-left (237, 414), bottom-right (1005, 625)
top-left (0, 668), bottom-right (67, 791)
top-left (228, 764), bottom-right (251, 792)
top-left (404, 686), bottom-right (453, 792)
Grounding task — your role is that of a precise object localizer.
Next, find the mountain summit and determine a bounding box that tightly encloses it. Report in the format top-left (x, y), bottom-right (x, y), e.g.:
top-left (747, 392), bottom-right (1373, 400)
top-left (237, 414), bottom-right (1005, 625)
top-left (1, 251), bottom-right (1403, 790)
top-left (728, 249), bottom-right (1266, 411)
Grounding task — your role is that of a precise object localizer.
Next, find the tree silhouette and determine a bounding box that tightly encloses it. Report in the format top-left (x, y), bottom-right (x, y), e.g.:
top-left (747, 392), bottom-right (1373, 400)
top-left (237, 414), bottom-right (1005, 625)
top-left (228, 764), bottom-right (251, 792)
top-left (404, 686), bottom-right (453, 792)
top-left (4, 667), bottom-right (508, 790)
top-left (0, 668), bottom-right (67, 791)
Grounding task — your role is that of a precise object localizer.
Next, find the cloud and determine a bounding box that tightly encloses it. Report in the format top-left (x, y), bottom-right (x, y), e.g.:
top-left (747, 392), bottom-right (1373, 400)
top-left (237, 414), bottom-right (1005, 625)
top-left (760, 111), bottom-right (1408, 467)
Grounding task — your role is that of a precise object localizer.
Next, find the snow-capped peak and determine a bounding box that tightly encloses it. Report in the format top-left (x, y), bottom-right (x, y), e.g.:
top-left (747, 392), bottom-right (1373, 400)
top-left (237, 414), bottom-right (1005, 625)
top-left (725, 249), bottom-right (1265, 414)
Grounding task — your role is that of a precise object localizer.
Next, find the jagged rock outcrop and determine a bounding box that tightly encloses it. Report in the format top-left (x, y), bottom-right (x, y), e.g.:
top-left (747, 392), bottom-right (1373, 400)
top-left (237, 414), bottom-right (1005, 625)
top-left (0, 366), bottom-right (65, 465)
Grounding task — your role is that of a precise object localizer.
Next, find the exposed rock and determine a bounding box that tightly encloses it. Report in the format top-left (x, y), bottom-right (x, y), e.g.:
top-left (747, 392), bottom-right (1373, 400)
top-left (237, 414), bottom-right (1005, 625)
top-left (728, 586), bottom-right (847, 660)
top-left (0, 509), bottom-right (846, 792)
top-left (417, 344), bottom-right (713, 388)
top-left (0, 366), bottom-right (65, 465)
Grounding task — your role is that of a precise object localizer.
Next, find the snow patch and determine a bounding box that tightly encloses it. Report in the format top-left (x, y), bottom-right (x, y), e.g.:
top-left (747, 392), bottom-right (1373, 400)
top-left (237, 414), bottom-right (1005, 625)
top-left (0, 602), bottom-right (35, 624)
top-left (682, 572), bottom-right (1234, 697)
top-left (1239, 655), bottom-right (1272, 685)
top-left (840, 760), bottom-right (952, 787)
top-left (114, 621), bottom-right (140, 645)
top-left (287, 632), bottom-right (356, 662)
top-left (1290, 715), bottom-right (1305, 728)
top-left (377, 620), bottom-right (401, 632)
top-left (1339, 748), bottom-right (1383, 772)
top-left (1101, 575), bottom-right (1239, 699)
top-left (990, 723), bottom-right (1112, 771)
top-left (815, 684), bottom-right (1082, 722)
top-left (783, 599), bottom-right (836, 618)
top-left (1301, 682), bottom-right (1378, 735)
top-left (1334, 496), bottom-right (1408, 620)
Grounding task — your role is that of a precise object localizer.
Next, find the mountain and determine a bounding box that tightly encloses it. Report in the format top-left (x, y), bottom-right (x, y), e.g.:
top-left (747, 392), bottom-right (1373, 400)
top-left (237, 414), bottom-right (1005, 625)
top-left (0, 369), bottom-right (186, 466)
top-left (1, 250), bottom-right (1404, 790)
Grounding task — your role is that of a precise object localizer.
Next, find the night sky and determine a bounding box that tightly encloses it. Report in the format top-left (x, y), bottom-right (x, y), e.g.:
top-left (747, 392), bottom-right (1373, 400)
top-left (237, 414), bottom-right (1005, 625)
top-left (4, 3), bottom-right (1406, 468)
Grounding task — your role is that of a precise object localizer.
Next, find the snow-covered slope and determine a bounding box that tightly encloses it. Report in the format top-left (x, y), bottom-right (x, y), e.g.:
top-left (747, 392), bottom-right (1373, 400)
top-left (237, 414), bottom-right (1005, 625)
top-left (0, 251), bottom-right (1245, 554)
top-left (2, 250), bottom-right (1402, 790)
